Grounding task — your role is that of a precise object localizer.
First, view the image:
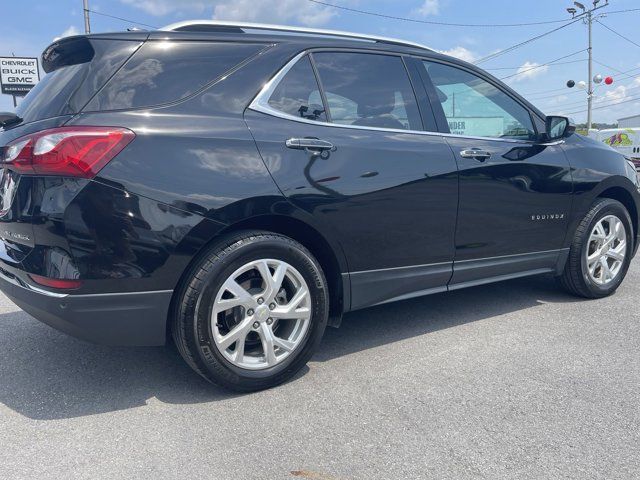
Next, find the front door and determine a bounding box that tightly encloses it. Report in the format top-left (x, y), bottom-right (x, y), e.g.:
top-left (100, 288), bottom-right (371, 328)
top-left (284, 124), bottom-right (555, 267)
top-left (421, 60), bottom-right (573, 287)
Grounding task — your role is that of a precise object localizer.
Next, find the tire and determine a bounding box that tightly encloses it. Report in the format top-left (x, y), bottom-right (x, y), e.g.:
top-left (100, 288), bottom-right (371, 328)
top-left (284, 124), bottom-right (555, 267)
top-left (559, 198), bottom-right (634, 299)
top-left (172, 230), bottom-right (329, 392)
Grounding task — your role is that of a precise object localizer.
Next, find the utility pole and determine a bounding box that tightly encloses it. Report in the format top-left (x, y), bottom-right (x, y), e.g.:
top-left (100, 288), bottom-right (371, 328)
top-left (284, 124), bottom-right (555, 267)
top-left (566, 1), bottom-right (609, 131)
top-left (11, 53), bottom-right (16, 109)
top-left (587, 8), bottom-right (593, 130)
top-left (83, 0), bottom-right (91, 34)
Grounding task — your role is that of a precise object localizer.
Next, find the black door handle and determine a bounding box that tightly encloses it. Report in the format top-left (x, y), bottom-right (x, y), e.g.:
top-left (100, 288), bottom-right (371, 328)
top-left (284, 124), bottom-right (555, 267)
top-left (286, 138), bottom-right (335, 156)
top-left (460, 148), bottom-right (491, 161)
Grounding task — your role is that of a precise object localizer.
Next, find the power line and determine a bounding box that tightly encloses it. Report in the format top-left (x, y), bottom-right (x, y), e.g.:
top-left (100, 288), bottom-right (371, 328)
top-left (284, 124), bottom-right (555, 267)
top-left (475, 19), bottom-right (581, 64)
top-left (306, 0), bottom-right (572, 27)
top-left (593, 59), bottom-right (626, 75)
top-left (498, 49), bottom-right (586, 80)
top-left (307, 0), bottom-right (639, 26)
top-left (590, 97), bottom-right (640, 112)
top-left (606, 7), bottom-right (640, 15)
top-left (564, 94), bottom-right (640, 115)
top-left (521, 85), bottom-right (573, 96)
top-left (532, 74), bottom-right (640, 110)
top-left (587, 63), bottom-right (640, 81)
top-left (543, 89), bottom-right (626, 108)
top-left (595, 19), bottom-right (640, 49)
top-left (562, 87), bottom-right (640, 114)
top-left (544, 85), bottom-right (640, 110)
top-left (486, 58), bottom-right (586, 71)
top-left (527, 89), bottom-right (583, 101)
top-left (595, 86), bottom-right (640, 106)
top-left (601, 67), bottom-right (640, 85)
top-left (544, 98), bottom-right (593, 109)
top-left (526, 65), bottom-right (640, 102)
top-left (86, 9), bottom-right (159, 30)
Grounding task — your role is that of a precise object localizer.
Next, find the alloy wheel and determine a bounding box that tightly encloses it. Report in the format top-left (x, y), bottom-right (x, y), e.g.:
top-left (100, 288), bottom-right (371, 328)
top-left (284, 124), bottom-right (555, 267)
top-left (586, 215), bottom-right (627, 286)
top-left (211, 259), bottom-right (311, 370)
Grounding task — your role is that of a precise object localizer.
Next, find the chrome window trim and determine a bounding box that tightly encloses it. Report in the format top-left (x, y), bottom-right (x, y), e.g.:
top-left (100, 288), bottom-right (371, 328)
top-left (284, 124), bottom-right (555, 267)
top-left (247, 50), bottom-right (560, 146)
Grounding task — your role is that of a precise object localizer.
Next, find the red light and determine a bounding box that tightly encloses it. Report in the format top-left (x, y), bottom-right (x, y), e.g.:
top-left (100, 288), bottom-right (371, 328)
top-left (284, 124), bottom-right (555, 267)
top-left (29, 274), bottom-right (82, 290)
top-left (2, 127), bottom-right (135, 178)
top-left (604, 76), bottom-right (614, 85)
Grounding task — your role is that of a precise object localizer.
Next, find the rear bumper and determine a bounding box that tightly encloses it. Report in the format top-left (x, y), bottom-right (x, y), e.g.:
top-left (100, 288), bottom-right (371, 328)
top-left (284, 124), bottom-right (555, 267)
top-left (0, 267), bottom-right (172, 346)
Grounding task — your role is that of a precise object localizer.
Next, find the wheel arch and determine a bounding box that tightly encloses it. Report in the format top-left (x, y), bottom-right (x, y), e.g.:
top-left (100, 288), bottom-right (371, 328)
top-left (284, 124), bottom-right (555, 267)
top-left (221, 215), bottom-right (348, 326)
top-left (597, 185), bottom-right (639, 246)
top-left (168, 213), bottom-right (349, 339)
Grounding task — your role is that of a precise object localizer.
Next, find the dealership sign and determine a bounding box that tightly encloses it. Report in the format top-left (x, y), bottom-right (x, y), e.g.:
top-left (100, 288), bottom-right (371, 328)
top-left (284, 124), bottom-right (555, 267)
top-left (0, 57), bottom-right (40, 96)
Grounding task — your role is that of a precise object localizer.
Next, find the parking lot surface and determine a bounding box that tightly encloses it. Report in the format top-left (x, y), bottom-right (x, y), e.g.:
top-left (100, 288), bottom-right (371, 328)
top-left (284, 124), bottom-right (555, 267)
top-left (0, 260), bottom-right (638, 479)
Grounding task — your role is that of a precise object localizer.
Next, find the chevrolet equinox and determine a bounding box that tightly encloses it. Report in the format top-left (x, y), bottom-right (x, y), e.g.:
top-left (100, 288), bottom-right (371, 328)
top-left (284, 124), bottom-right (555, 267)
top-left (0, 22), bottom-right (638, 391)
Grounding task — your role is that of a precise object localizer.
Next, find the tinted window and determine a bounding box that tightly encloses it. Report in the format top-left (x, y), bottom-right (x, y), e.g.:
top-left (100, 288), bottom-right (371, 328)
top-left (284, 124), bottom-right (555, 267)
top-left (16, 38), bottom-right (139, 123)
top-left (312, 52), bottom-right (422, 131)
top-left (267, 55), bottom-right (327, 122)
top-left (86, 41), bottom-right (264, 111)
top-left (424, 61), bottom-right (536, 140)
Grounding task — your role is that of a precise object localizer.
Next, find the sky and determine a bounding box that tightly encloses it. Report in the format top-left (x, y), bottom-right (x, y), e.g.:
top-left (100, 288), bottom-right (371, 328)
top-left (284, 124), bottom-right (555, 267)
top-left (1, 0), bottom-right (639, 125)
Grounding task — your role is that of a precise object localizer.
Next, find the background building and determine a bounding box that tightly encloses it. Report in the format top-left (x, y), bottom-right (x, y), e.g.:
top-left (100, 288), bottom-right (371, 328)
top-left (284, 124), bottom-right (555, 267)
top-left (618, 114), bottom-right (640, 128)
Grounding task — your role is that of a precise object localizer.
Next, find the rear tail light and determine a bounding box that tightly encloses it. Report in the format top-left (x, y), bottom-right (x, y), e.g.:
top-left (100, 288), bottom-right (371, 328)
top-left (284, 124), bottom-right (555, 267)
top-left (1, 126), bottom-right (134, 178)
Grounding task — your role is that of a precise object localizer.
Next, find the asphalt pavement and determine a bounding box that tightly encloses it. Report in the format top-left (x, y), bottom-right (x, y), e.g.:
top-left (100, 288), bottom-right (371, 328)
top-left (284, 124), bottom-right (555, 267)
top-left (0, 260), bottom-right (638, 479)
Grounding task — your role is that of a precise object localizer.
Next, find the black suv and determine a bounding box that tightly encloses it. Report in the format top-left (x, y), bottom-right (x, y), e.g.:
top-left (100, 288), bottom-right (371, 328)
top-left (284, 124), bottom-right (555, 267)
top-left (0, 22), bottom-right (638, 391)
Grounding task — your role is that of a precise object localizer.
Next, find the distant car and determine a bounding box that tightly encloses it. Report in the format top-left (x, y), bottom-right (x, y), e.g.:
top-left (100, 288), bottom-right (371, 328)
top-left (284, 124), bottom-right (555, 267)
top-left (0, 22), bottom-right (639, 391)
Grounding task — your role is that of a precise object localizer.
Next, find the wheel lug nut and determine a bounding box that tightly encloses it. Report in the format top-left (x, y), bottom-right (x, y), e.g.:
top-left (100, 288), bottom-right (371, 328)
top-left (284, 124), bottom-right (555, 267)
top-left (253, 321), bottom-right (260, 329)
top-left (269, 303), bottom-right (276, 310)
top-left (257, 297), bottom-right (264, 304)
top-left (247, 309), bottom-right (254, 316)
top-left (266, 318), bottom-right (273, 325)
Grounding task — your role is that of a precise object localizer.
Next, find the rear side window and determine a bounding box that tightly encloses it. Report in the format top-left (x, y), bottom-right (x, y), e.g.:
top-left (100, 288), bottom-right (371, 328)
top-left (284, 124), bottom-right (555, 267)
top-left (312, 52), bottom-right (422, 131)
top-left (267, 55), bottom-right (326, 122)
top-left (15, 38), bottom-right (139, 124)
top-left (86, 41), bottom-right (264, 111)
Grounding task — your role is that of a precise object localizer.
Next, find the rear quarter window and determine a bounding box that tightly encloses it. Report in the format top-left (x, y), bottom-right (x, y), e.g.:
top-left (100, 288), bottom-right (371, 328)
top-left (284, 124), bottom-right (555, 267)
top-left (85, 41), bottom-right (264, 111)
top-left (15, 38), bottom-right (140, 124)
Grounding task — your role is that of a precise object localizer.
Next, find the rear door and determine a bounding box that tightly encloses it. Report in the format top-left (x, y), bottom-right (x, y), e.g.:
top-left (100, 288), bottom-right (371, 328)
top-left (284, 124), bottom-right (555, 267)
top-left (419, 59), bottom-right (573, 288)
top-left (245, 50), bottom-right (459, 310)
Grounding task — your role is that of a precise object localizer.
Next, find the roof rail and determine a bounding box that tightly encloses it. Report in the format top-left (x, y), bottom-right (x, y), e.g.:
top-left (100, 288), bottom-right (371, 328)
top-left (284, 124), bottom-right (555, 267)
top-left (160, 20), bottom-right (432, 52)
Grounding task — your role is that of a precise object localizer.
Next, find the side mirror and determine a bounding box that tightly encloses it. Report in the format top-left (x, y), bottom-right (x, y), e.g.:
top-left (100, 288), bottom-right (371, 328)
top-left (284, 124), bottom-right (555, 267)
top-left (545, 116), bottom-right (575, 141)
